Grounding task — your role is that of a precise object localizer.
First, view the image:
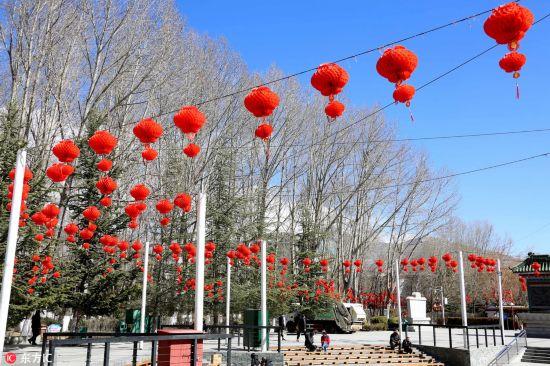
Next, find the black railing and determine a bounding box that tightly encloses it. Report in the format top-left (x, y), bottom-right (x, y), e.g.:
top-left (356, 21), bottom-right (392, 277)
top-left (405, 323), bottom-right (504, 349)
top-left (205, 324), bottom-right (283, 353)
top-left (161, 324), bottom-right (283, 353)
top-left (39, 331), bottom-right (232, 366)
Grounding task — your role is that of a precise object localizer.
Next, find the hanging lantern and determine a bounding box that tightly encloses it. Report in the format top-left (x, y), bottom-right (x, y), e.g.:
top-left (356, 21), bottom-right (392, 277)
top-left (254, 124), bottom-right (274, 141)
top-left (41, 204), bottom-right (59, 219)
top-left (393, 84), bottom-right (415, 107)
top-left (46, 163), bottom-right (74, 183)
top-left (499, 52), bottom-right (526, 98)
top-left (376, 45), bottom-right (418, 118)
top-left (311, 63), bottom-right (349, 119)
top-left (82, 206), bottom-right (101, 222)
top-left (141, 147), bottom-right (158, 161)
top-left (88, 130), bottom-right (118, 155)
top-left (156, 199), bottom-right (173, 225)
top-left (244, 86), bottom-right (279, 141)
top-left (9, 166), bottom-right (33, 182)
top-left (174, 193), bottom-right (192, 212)
top-left (324, 100), bottom-right (345, 119)
top-left (183, 143), bottom-right (200, 158)
top-left (483, 2), bottom-right (534, 51)
top-left (97, 159), bottom-right (113, 172)
top-left (133, 118), bottom-right (163, 146)
top-left (52, 140), bottom-right (80, 163)
top-left (130, 184), bottom-right (150, 201)
top-left (96, 176), bottom-right (117, 196)
top-left (174, 106), bottom-right (206, 141)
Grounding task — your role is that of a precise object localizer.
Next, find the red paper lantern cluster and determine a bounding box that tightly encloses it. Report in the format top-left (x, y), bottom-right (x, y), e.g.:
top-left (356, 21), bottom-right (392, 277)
top-left (343, 259), bottom-right (352, 274)
top-left (376, 45), bottom-right (418, 113)
top-left (31, 203), bottom-right (59, 241)
top-left (174, 106), bottom-right (206, 158)
top-left (156, 199), bottom-right (174, 226)
top-left (7, 165), bottom-right (32, 228)
top-left (244, 86), bottom-right (280, 141)
top-left (48, 140), bottom-right (80, 183)
top-left (441, 253), bottom-right (458, 272)
top-left (519, 276), bottom-right (527, 292)
top-left (484, 3), bottom-right (533, 97)
top-left (428, 256), bottom-right (438, 272)
top-left (302, 257), bottom-right (312, 273)
top-left (174, 193), bottom-right (192, 213)
top-left (468, 254), bottom-right (497, 273)
top-left (375, 259), bottom-right (384, 273)
top-left (96, 176), bottom-right (117, 207)
top-left (311, 63), bottom-right (349, 119)
top-left (353, 259), bottom-right (362, 273)
top-left (26, 255), bottom-right (58, 294)
top-left (320, 258), bottom-right (329, 273)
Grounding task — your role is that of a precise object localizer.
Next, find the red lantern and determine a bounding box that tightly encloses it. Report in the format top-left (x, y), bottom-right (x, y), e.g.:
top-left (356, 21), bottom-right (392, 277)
top-left (376, 45), bottom-right (418, 84)
top-left (280, 257), bottom-right (289, 266)
top-left (97, 159), bottom-right (113, 172)
top-left (375, 259), bottom-right (384, 267)
top-left (442, 253), bottom-right (452, 262)
top-left (324, 100), bottom-right (345, 119)
top-left (354, 259), bottom-right (362, 267)
top-left (311, 63), bottom-right (349, 100)
top-left (302, 258), bottom-right (312, 267)
top-left (46, 163), bottom-right (74, 182)
top-left (96, 176), bottom-right (117, 195)
top-left (9, 166), bottom-right (33, 182)
top-left (100, 197), bottom-right (112, 207)
top-left (499, 52), bottom-right (526, 76)
top-left (80, 228), bottom-right (94, 240)
top-left (393, 84), bottom-right (415, 106)
top-left (173, 106), bottom-right (206, 140)
top-left (320, 259), bottom-right (329, 267)
top-left (83, 206), bottom-right (100, 222)
top-left (141, 147), bottom-right (158, 161)
top-left (156, 199), bottom-right (173, 214)
top-left (342, 260), bottom-right (351, 268)
top-left (174, 193), bottom-right (192, 212)
top-left (450, 260), bottom-right (458, 268)
top-left (52, 140), bottom-right (80, 163)
top-left (64, 223), bottom-right (79, 235)
top-left (130, 184), bottom-right (150, 201)
top-left (41, 204), bottom-right (59, 218)
top-left (183, 143), bottom-right (200, 158)
top-left (254, 124), bottom-right (273, 141)
top-left (88, 130), bottom-right (117, 155)
top-left (133, 118), bottom-right (163, 145)
top-left (483, 3), bottom-right (534, 50)
top-left (244, 86), bottom-right (280, 119)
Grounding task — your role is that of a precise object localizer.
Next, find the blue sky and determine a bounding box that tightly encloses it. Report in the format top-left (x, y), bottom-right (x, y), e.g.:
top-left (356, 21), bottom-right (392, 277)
top-left (175, 1), bottom-right (550, 255)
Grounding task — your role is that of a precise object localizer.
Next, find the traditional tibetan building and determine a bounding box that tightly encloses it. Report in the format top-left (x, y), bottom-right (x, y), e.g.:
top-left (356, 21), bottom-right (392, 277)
top-left (512, 253), bottom-right (550, 337)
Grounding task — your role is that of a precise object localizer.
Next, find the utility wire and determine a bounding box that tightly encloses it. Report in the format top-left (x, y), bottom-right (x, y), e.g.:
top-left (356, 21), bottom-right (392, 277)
top-left (154, 3), bottom-right (515, 117)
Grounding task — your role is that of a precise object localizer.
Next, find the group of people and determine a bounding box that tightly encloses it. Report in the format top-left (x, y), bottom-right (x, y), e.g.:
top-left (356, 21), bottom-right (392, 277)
top-left (390, 330), bottom-right (413, 353)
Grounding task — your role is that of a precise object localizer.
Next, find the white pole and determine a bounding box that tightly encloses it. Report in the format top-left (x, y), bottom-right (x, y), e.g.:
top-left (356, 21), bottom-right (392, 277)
top-left (226, 256), bottom-right (231, 340)
top-left (139, 241), bottom-right (150, 348)
top-left (0, 150), bottom-right (26, 358)
top-left (194, 192), bottom-right (206, 332)
top-left (260, 240), bottom-right (267, 352)
top-left (395, 260), bottom-right (403, 341)
top-left (497, 259), bottom-right (505, 344)
top-left (458, 251), bottom-right (468, 346)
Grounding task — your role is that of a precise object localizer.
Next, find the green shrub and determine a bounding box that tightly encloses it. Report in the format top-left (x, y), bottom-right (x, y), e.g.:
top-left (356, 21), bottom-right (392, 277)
top-left (362, 323), bottom-right (387, 331)
top-left (370, 316), bottom-right (388, 325)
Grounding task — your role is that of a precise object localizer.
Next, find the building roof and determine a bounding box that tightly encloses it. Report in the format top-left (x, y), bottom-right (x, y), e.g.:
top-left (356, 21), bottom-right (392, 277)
top-left (511, 253), bottom-right (550, 274)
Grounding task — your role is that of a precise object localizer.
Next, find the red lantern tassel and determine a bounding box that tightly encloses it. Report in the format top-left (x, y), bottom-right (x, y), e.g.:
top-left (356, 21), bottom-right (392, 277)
top-left (407, 103), bottom-right (415, 122)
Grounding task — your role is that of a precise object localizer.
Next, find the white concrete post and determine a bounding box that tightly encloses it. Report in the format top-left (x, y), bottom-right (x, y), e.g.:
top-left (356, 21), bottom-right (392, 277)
top-left (0, 150), bottom-right (26, 359)
top-left (497, 259), bottom-right (505, 345)
top-left (226, 256), bottom-right (231, 338)
top-left (395, 259), bottom-right (403, 341)
top-left (260, 240), bottom-right (268, 352)
top-left (194, 192), bottom-right (206, 332)
top-left (139, 241), bottom-right (150, 348)
top-left (458, 251), bottom-right (468, 346)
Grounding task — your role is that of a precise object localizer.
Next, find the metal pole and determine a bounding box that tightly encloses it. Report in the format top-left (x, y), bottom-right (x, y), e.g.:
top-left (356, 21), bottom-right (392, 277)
top-left (395, 260), bottom-right (403, 341)
top-left (458, 251), bottom-right (468, 346)
top-left (139, 241), bottom-right (150, 349)
top-left (226, 256), bottom-right (231, 343)
top-left (194, 192), bottom-right (207, 332)
top-left (441, 288), bottom-right (446, 325)
top-left (497, 259), bottom-right (505, 345)
top-left (0, 150), bottom-right (26, 358)
top-left (260, 240), bottom-right (268, 352)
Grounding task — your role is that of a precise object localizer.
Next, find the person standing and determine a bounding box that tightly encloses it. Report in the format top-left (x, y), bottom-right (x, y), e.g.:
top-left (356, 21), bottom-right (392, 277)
top-left (28, 310), bottom-right (41, 345)
top-left (320, 331), bottom-right (330, 353)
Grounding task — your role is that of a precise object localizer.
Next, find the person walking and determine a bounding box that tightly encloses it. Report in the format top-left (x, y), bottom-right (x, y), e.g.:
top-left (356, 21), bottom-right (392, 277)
top-left (320, 331), bottom-right (330, 353)
top-left (28, 310), bottom-right (41, 345)
top-left (296, 314), bottom-right (307, 341)
top-left (278, 315), bottom-right (286, 340)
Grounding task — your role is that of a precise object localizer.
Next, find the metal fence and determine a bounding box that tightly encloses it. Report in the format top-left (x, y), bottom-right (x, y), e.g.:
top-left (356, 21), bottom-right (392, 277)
top-left (39, 331), bottom-right (232, 366)
top-left (405, 323), bottom-right (504, 349)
